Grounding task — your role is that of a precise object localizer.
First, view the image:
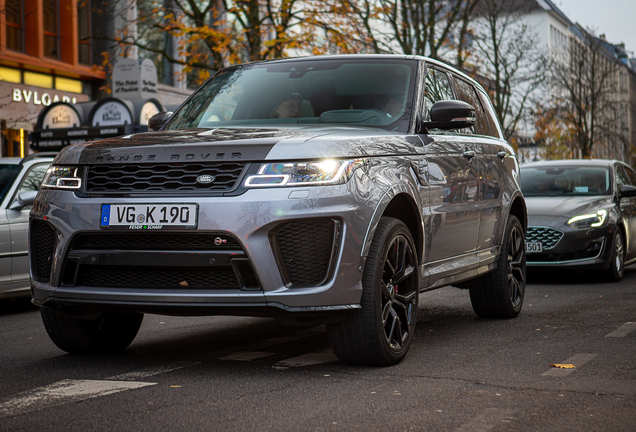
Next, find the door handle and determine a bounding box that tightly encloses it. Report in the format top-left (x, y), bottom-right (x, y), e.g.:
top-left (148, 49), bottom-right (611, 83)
top-left (462, 150), bottom-right (476, 160)
top-left (497, 151), bottom-right (507, 160)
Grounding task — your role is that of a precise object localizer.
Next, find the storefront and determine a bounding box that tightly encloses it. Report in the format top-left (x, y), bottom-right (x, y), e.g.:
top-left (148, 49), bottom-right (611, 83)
top-left (0, 69), bottom-right (89, 158)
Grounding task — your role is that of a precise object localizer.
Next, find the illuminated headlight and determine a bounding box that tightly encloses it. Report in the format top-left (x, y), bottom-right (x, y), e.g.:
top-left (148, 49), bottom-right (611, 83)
top-left (41, 166), bottom-right (83, 190)
top-left (244, 158), bottom-right (369, 187)
top-left (567, 210), bottom-right (607, 228)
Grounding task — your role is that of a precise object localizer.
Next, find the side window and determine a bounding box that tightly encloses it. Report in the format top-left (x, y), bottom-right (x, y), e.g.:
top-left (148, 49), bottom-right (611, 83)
top-left (423, 67), bottom-right (454, 119)
top-left (18, 164), bottom-right (50, 194)
top-left (616, 166), bottom-right (630, 189)
top-left (478, 90), bottom-right (503, 139)
top-left (623, 166), bottom-right (636, 186)
top-left (451, 76), bottom-right (490, 136)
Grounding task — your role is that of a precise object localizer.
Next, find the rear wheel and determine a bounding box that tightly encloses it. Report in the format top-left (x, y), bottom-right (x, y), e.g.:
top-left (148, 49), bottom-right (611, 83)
top-left (327, 217), bottom-right (419, 366)
top-left (41, 308), bottom-right (143, 354)
top-left (606, 227), bottom-right (625, 282)
top-left (470, 215), bottom-right (526, 318)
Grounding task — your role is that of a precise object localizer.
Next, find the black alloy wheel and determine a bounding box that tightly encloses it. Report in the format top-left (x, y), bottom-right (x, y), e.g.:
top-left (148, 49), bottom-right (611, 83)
top-left (327, 217), bottom-right (419, 366)
top-left (470, 215), bottom-right (526, 318)
top-left (380, 231), bottom-right (418, 351)
top-left (606, 227), bottom-right (625, 282)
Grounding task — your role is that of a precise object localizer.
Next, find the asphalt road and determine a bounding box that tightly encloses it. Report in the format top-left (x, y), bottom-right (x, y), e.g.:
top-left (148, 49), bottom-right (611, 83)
top-left (1, 266), bottom-right (635, 432)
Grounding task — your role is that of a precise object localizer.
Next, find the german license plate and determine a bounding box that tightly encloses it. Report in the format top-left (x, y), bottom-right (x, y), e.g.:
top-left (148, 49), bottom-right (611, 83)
top-left (525, 242), bottom-right (542, 253)
top-left (100, 204), bottom-right (198, 230)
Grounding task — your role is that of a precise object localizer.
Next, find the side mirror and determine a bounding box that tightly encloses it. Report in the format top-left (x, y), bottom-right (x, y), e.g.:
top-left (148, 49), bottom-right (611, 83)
top-left (619, 184), bottom-right (636, 198)
top-left (9, 190), bottom-right (38, 210)
top-left (148, 111), bottom-right (173, 131)
top-left (422, 100), bottom-right (476, 131)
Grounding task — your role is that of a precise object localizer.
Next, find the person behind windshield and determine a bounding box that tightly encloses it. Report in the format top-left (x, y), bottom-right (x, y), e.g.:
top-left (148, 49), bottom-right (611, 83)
top-left (270, 95), bottom-right (302, 119)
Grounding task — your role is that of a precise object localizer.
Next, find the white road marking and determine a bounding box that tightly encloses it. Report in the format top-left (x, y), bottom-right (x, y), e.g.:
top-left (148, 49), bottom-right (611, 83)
top-left (105, 361), bottom-right (200, 380)
top-left (0, 379), bottom-right (155, 418)
top-left (454, 409), bottom-right (515, 432)
top-left (219, 351), bottom-right (275, 361)
top-left (542, 353), bottom-right (598, 376)
top-left (606, 322), bottom-right (636, 338)
top-left (273, 350), bottom-right (338, 369)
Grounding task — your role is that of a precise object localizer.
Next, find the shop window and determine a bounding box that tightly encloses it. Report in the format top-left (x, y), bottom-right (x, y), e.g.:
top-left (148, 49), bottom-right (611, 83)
top-left (55, 77), bottom-right (82, 93)
top-left (0, 67), bottom-right (21, 83)
top-left (5, 0), bottom-right (24, 52)
top-left (77, 0), bottom-right (91, 64)
top-left (43, 0), bottom-right (60, 59)
top-left (24, 71), bottom-right (53, 88)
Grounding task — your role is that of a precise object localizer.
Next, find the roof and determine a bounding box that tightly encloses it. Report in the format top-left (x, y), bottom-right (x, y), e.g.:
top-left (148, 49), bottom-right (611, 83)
top-left (521, 159), bottom-right (622, 168)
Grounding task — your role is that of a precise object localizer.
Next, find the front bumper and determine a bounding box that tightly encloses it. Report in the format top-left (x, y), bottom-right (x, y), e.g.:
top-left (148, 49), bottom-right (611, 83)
top-left (30, 173), bottom-right (379, 316)
top-left (525, 216), bottom-right (613, 269)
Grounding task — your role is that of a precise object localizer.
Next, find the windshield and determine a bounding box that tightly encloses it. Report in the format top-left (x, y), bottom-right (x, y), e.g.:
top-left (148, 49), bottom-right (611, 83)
top-left (520, 166), bottom-right (611, 196)
top-left (0, 165), bottom-right (21, 203)
top-left (166, 59), bottom-right (417, 132)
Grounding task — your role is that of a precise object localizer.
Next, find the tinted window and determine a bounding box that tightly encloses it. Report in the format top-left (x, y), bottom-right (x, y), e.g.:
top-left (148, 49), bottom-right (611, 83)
top-left (616, 166), bottom-right (631, 188)
top-left (0, 165), bottom-right (21, 203)
top-left (520, 166), bottom-right (610, 196)
top-left (452, 77), bottom-right (490, 136)
top-left (423, 67), bottom-right (454, 117)
top-left (19, 163), bottom-right (50, 194)
top-left (625, 166), bottom-right (636, 185)
top-left (167, 60), bottom-right (416, 132)
top-left (478, 90), bottom-right (503, 139)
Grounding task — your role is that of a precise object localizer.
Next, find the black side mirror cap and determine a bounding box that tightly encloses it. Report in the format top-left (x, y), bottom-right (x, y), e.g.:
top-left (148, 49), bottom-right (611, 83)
top-left (9, 190), bottom-right (37, 210)
top-left (422, 100), bottom-right (476, 131)
top-left (148, 111), bottom-right (173, 131)
top-left (619, 184), bottom-right (636, 199)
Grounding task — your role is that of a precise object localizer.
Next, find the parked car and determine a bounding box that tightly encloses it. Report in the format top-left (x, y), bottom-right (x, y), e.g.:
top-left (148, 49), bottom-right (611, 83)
top-left (30, 55), bottom-right (527, 365)
top-left (0, 153), bottom-right (55, 299)
top-left (520, 159), bottom-right (636, 281)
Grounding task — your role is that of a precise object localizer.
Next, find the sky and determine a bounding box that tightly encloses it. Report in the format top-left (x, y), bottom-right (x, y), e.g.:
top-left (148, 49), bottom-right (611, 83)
top-left (555, 0), bottom-right (636, 56)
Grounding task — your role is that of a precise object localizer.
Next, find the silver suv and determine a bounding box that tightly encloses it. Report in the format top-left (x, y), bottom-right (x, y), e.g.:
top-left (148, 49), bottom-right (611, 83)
top-left (31, 55), bottom-right (527, 365)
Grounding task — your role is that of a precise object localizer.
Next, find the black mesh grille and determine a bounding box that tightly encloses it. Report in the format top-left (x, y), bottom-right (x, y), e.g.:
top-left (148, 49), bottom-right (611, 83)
top-left (31, 219), bottom-right (56, 283)
top-left (70, 232), bottom-right (241, 251)
top-left (85, 162), bottom-right (246, 193)
top-left (275, 219), bottom-right (337, 287)
top-left (526, 227), bottom-right (564, 249)
top-left (79, 266), bottom-right (240, 289)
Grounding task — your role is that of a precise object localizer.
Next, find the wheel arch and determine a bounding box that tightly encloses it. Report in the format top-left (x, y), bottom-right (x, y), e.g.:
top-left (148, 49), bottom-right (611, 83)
top-left (362, 187), bottom-right (424, 265)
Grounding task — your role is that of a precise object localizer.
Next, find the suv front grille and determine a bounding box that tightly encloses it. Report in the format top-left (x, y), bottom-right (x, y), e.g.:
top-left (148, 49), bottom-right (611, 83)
top-left (273, 219), bottom-right (340, 287)
top-left (526, 227), bottom-right (563, 250)
top-left (85, 162), bottom-right (246, 193)
top-left (70, 232), bottom-right (241, 251)
top-left (62, 232), bottom-right (260, 291)
top-left (81, 266), bottom-right (240, 289)
top-left (31, 219), bottom-right (57, 283)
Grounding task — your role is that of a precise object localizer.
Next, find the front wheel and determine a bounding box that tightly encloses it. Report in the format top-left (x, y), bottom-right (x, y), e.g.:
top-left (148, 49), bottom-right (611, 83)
top-left (327, 217), bottom-right (419, 366)
top-left (41, 308), bottom-right (143, 354)
top-left (469, 214), bottom-right (526, 318)
top-left (606, 227), bottom-right (625, 282)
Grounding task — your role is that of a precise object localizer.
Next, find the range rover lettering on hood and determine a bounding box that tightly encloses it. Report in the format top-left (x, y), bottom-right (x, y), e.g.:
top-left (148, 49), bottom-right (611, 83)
top-left (93, 151), bottom-right (245, 163)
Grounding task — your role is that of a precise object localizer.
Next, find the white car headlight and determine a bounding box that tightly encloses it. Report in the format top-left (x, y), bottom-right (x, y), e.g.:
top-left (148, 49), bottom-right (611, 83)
top-left (567, 209), bottom-right (607, 228)
top-left (244, 158), bottom-right (369, 187)
top-left (41, 166), bottom-right (83, 190)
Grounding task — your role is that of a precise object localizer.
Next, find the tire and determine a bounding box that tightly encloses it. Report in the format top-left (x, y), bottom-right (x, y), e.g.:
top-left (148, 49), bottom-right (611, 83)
top-left (606, 227), bottom-right (625, 282)
top-left (40, 308), bottom-right (143, 354)
top-left (470, 215), bottom-right (526, 318)
top-left (327, 217), bottom-right (419, 366)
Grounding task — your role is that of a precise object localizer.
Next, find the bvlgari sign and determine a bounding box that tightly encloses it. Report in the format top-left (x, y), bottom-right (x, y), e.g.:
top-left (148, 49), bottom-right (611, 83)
top-left (112, 58), bottom-right (158, 100)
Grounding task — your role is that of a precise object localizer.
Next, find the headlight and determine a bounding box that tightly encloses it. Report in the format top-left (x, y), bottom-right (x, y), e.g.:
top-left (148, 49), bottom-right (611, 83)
top-left (41, 166), bottom-right (83, 190)
top-left (567, 210), bottom-right (607, 228)
top-left (244, 158), bottom-right (369, 187)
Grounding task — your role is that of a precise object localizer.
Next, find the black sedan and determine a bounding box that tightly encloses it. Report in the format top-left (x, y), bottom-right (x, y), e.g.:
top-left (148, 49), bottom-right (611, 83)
top-left (520, 159), bottom-right (636, 281)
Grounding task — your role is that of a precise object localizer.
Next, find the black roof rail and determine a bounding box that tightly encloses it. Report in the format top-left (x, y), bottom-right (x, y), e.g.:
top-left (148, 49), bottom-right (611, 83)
top-left (19, 152), bottom-right (58, 166)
